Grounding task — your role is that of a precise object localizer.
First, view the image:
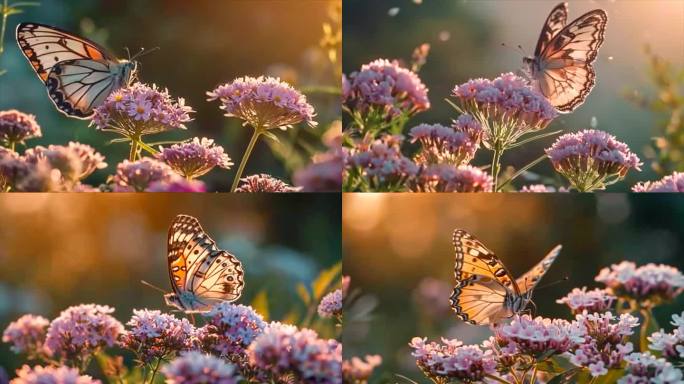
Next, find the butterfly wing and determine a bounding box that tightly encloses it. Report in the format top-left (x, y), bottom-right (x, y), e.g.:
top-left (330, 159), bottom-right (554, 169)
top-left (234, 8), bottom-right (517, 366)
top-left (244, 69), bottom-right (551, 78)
top-left (516, 245), bottom-right (562, 294)
top-left (534, 2), bottom-right (568, 58)
top-left (167, 215), bottom-right (245, 313)
top-left (450, 229), bottom-right (520, 325)
top-left (532, 8), bottom-right (608, 112)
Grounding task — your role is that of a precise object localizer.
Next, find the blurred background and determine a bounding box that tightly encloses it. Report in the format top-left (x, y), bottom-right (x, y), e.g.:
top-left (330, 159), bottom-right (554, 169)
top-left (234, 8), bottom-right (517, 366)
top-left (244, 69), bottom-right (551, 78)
top-left (343, 0), bottom-right (684, 190)
top-left (0, 194), bottom-right (341, 372)
top-left (0, 0), bottom-right (341, 189)
top-left (343, 193), bottom-right (684, 382)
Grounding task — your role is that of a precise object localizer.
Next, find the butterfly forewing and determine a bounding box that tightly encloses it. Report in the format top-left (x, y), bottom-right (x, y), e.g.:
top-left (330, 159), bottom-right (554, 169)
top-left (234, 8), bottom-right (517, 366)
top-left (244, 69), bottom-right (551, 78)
top-left (167, 215), bottom-right (245, 312)
top-left (516, 245), bottom-right (562, 294)
top-left (452, 229), bottom-right (518, 293)
top-left (534, 2), bottom-right (568, 57)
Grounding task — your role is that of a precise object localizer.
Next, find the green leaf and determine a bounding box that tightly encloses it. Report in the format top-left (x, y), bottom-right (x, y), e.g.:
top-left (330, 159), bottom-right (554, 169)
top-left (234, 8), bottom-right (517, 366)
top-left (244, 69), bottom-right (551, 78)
top-left (394, 374), bottom-right (420, 384)
top-left (311, 262), bottom-right (342, 300)
top-left (262, 131), bottom-right (280, 143)
top-left (250, 290), bottom-right (269, 321)
top-left (536, 358), bottom-right (566, 374)
top-left (296, 283), bottom-right (311, 306)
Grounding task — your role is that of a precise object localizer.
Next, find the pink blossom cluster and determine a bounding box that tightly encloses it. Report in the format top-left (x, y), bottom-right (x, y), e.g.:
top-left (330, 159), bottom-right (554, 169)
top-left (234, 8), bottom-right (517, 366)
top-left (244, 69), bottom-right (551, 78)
top-left (595, 261), bottom-right (684, 306)
top-left (318, 288), bottom-right (343, 319)
top-left (633, 172), bottom-right (684, 192)
top-left (648, 311), bottom-right (684, 361)
top-left (119, 309), bottom-right (195, 364)
top-left (111, 157), bottom-right (181, 192)
top-left (492, 315), bottom-right (575, 358)
top-left (619, 352), bottom-right (683, 384)
top-left (11, 365), bottom-right (100, 384)
top-left (567, 312), bottom-right (639, 377)
top-left (409, 117), bottom-right (482, 166)
top-left (346, 135), bottom-right (418, 191)
top-left (0, 109), bottom-right (42, 147)
top-left (199, 303), bottom-right (267, 358)
top-left (545, 130), bottom-right (642, 191)
top-left (409, 164), bottom-right (494, 192)
top-left (294, 134), bottom-right (343, 192)
top-left (556, 287), bottom-right (616, 315)
top-left (92, 82), bottom-right (193, 135)
top-left (342, 355), bottom-right (382, 383)
top-left (156, 137), bottom-right (233, 179)
top-left (409, 337), bottom-right (497, 384)
top-left (452, 73), bottom-right (557, 147)
top-left (207, 76), bottom-right (316, 130)
top-left (44, 304), bottom-right (124, 365)
top-left (24, 143), bottom-right (107, 183)
top-left (235, 174), bottom-right (300, 192)
top-left (161, 351), bottom-right (241, 384)
top-left (345, 59), bottom-right (430, 121)
top-left (519, 184), bottom-right (567, 192)
top-left (247, 322), bottom-right (342, 384)
top-left (2, 315), bottom-right (49, 356)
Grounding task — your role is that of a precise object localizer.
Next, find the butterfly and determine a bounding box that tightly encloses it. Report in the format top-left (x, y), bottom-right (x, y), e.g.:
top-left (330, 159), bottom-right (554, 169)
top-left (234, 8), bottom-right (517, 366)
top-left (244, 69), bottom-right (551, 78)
top-left (523, 2), bottom-right (608, 112)
top-left (449, 229), bottom-right (561, 325)
top-left (164, 214), bottom-right (245, 313)
top-left (16, 22), bottom-right (136, 119)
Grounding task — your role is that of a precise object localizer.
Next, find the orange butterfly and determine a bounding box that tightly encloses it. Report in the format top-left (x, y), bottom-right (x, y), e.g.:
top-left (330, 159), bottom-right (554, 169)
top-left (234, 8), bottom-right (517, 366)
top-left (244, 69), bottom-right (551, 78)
top-left (450, 229), bottom-right (561, 325)
top-left (523, 3), bottom-right (608, 112)
top-left (16, 22), bottom-right (136, 119)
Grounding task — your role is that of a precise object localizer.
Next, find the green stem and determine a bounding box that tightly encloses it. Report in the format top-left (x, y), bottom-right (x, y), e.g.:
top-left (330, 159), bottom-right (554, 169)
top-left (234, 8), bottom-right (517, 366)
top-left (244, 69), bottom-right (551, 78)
top-left (484, 374), bottom-right (515, 384)
top-left (147, 357), bottom-right (162, 384)
top-left (8, 141), bottom-right (15, 152)
top-left (491, 144), bottom-right (504, 191)
top-left (231, 126), bottom-right (262, 192)
top-left (506, 129), bottom-right (563, 149)
top-left (640, 308), bottom-right (654, 352)
top-left (129, 137), bottom-right (140, 162)
top-left (0, 0), bottom-right (8, 57)
top-left (497, 154), bottom-right (548, 190)
top-left (530, 364), bottom-right (538, 384)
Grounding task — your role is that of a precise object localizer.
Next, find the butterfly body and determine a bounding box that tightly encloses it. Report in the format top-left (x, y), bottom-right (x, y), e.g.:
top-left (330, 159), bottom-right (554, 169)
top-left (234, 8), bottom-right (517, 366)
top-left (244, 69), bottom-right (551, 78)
top-left (165, 214), bottom-right (244, 313)
top-left (16, 22), bottom-right (136, 119)
top-left (450, 229), bottom-right (561, 325)
top-left (523, 2), bottom-right (608, 112)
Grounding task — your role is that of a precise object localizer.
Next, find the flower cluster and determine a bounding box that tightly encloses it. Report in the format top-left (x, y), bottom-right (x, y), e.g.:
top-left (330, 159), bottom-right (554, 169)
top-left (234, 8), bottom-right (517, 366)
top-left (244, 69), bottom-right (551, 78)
top-left (567, 312), bottom-right (639, 377)
top-left (345, 59), bottom-right (430, 124)
top-left (11, 365), bottom-right (100, 384)
top-left (648, 311), bottom-right (684, 361)
top-left (294, 134), bottom-right (343, 192)
top-left (409, 116), bottom-right (482, 166)
top-left (207, 76), bottom-right (316, 130)
top-left (409, 337), bottom-right (496, 384)
top-left (92, 82), bottom-right (193, 136)
top-left (632, 171), bottom-right (684, 192)
top-left (342, 355), bottom-right (382, 384)
top-left (492, 315), bottom-right (574, 358)
top-left (119, 309), bottom-right (195, 364)
top-left (345, 135), bottom-right (418, 191)
top-left (110, 157), bottom-right (180, 192)
top-left (451, 73), bottom-right (557, 149)
top-left (162, 351), bottom-right (241, 384)
top-left (247, 322), bottom-right (342, 384)
top-left (519, 184), bottom-right (566, 192)
top-left (235, 174), bottom-right (300, 192)
top-left (595, 261), bottom-right (684, 307)
top-left (408, 164), bottom-right (494, 192)
top-left (556, 287), bottom-right (616, 315)
top-left (546, 130), bottom-right (642, 192)
top-left (156, 137), bottom-right (233, 179)
top-left (318, 289), bottom-right (343, 319)
top-left (24, 143), bottom-right (107, 184)
top-left (44, 304), bottom-right (124, 366)
top-left (0, 109), bottom-right (41, 148)
top-left (200, 303), bottom-right (267, 358)
top-left (2, 315), bottom-right (49, 356)
top-left (619, 352), bottom-right (683, 384)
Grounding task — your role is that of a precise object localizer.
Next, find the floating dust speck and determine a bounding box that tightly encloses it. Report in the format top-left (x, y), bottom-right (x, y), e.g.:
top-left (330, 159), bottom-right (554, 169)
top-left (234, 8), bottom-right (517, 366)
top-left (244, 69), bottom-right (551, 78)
top-left (413, 0), bottom-right (423, 4)
top-left (590, 116), bottom-right (598, 129)
top-left (438, 30), bottom-right (451, 42)
top-left (608, 56), bottom-right (614, 61)
top-left (388, 7), bottom-right (400, 17)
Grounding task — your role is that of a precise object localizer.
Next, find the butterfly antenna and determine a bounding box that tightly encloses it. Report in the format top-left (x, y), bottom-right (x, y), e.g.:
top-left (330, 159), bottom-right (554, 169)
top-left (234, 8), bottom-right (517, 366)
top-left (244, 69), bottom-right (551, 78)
top-left (131, 46), bottom-right (160, 61)
top-left (124, 46), bottom-right (131, 60)
top-left (535, 276), bottom-right (570, 291)
top-left (140, 280), bottom-right (167, 294)
top-left (517, 44), bottom-right (528, 56)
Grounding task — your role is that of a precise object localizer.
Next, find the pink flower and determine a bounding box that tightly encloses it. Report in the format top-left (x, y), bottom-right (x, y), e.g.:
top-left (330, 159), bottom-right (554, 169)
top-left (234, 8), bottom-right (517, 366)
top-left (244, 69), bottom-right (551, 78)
top-left (0, 110), bottom-right (42, 147)
top-left (648, 311), bottom-right (684, 360)
top-left (342, 355), bottom-right (382, 383)
top-left (409, 117), bottom-right (482, 166)
top-left (157, 137), bottom-right (233, 179)
top-left (207, 76), bottom-right (316, 130)
top-left (146, 178), bottom-right (207, 192)
top-left (545, 130), bottom-right (642, 192)
top-left (409, 164), bottom-right (494, 192)
top-left (294, 140), bottom-right (343, 192)
top-left (24, 142), bottom-right (107, 183)
top-left (44, 304), bottom-right (124, 366)
top-left (491, 315), bottom-right (574, 358)
top-left (247, 322), bottom-right (342, 384)
top-left (619, 352), bottom-right (683, 384)
top-left (11, 365), bottom-right (100, 384)
top-left (409, 337), bottom-right (497, 383)
top-left (556, 287), bottom-right (616, 315)
top-left (519, 184), bottom-right (567, 192)
top-left (111, 158), bottom-right (180, 192)
top-left (633, 172), bottom-right (684, 192)
top-left (161, 351), bottom-right (241, 384)
top-left (200, 303), bottom-right (266, 358)
top-left (119, 309), bottom-right (195, 364)
top-left (318, 289), bottom-right (343, 319)
top-left (346, 135), bottom-right (418, 191)
top-left (2, 315), bottom-right (49, 356)
top-left (235, 174), bottom-right (300, 192)
top-left (92, 82), bottom-right (193, 136)
top-left (345, 59), bottom-right (430, 122)
top-left (595, 262), bottom-right (684, 307)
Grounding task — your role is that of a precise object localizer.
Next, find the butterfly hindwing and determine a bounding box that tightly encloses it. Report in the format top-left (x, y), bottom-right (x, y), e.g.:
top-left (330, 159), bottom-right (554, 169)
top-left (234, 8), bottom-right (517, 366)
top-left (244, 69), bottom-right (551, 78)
top-left (451, 275), bottom-right (511, 326)
top-left (167, 215), bottom-right (245, 312)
